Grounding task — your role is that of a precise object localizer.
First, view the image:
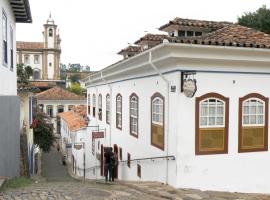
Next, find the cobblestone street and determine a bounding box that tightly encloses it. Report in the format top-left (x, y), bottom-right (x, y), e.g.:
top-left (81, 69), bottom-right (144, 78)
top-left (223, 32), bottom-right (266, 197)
top-left (0, 148), bottom-right (270, 199)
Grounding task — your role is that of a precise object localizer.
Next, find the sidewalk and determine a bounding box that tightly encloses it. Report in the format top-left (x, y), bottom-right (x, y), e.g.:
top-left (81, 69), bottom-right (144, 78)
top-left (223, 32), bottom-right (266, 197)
top-left (120, 181), bottom-right (270, 200)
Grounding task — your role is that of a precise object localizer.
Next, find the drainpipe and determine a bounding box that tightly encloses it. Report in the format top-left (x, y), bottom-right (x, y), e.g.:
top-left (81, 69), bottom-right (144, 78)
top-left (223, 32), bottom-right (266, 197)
top-left (149, 51), bottom-right (170, 185)
top-left (101, 71), bottom-right (112, 147)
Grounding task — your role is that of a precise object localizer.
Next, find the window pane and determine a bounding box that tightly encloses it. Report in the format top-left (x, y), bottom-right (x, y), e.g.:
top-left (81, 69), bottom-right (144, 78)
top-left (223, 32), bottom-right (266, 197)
top-left (201, 106), bottom-right (208, 116)
top-left (258, 105), bottom-right (263, 114)
top-left (250, 105), bottom-right (256, 114)
top-left (200, 117), bottom-right (207, 126)
top-left (250, 115), bottom-right (256, 124)
top-left (209, 106), bottom-right (216, 116)
top-left (209, 117), bottom-right (215, 125)
top-left (243, 116), bottom-right (249, 124)
top-left (217, 106), bottom-right (223, 115)
top-left (257, 115), bottom-right (263, 124)
top-left (216, 117), bottom-right (223, 125)
top-left (243, 106), bottom-right (249, 115)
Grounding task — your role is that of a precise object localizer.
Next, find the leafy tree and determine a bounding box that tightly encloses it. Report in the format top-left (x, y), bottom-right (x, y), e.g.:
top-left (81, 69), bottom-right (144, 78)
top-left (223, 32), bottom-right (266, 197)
top-left (67, 82), bottom-right (85, 95)
top-left (69, 74), bottom-right (80, 83)
top-left (68, 64), bottom-right (81, 72)
top-left (238, 5), bottom-right (270, 34)
top-left (33, 112), bottom-right (55, 152)
top-left (17, 64), bottom-right (33, 84)
top-left (84, 65), bottom-right (91, 71)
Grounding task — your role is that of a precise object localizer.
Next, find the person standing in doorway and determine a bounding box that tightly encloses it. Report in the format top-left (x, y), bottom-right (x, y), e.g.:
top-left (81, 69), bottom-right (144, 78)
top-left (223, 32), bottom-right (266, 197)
top-left (104, 147), bottom-right (114, 182)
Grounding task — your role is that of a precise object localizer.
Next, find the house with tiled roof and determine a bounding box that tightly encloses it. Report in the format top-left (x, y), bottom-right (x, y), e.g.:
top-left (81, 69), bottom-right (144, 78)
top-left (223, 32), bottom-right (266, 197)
top-left (17, 14), bottom-right (64, 91)
top-left (82, 17), bottom-right (270, 194)
top-left (35, 86), bottom-right (86, 135)
top-left (58, 105), bottom-right (89, 175)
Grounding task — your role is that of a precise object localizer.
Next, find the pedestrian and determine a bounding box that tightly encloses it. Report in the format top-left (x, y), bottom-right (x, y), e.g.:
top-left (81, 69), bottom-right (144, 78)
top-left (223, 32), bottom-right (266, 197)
top-left (110, 152), bottom-right (116, 182)
top-left (104, 147), bottom-right (113, 182)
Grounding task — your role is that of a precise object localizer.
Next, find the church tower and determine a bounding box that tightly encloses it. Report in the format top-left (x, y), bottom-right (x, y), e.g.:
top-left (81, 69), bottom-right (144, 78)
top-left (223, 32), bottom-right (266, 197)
top-left (42, 14), bottom-right (61, 80)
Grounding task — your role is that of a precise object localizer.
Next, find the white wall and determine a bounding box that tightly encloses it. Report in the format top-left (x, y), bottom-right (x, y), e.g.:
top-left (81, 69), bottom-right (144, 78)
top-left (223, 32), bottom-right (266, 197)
top-left (0, 0), bottom-right (17, 95)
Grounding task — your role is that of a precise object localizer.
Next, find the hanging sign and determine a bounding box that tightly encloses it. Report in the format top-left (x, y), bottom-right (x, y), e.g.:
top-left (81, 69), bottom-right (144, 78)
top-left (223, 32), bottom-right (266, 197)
top-left (74, 143), bottom-right (83, 150)
top-left (183, 79), bottom-right (197, 98)
top-left (92, 131), bottom-right (104, 139)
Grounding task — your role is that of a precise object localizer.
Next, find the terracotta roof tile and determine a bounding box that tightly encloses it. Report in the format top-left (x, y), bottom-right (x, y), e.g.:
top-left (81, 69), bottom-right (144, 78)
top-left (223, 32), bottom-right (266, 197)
top-left (35, 86), bottom-right (86, 100)
top-left (17, 41), bottom-right (44, 50)
top-left (171, 24), bottom-right (270, 48)
top-left (31, 81), bottom-right (56, 88)
top-left (135, 34), bottom-right (170, 44)
top-left (58, 105), bottom-right (87, 131)
top-left (118, 46), bottom-right (142, 55)
top-left (159, 17), bottom-right (232, 31)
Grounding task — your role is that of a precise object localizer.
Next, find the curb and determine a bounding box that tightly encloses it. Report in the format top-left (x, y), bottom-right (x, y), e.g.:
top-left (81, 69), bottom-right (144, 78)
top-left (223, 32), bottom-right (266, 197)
top-left (0, 178), bottom-right (6, 190)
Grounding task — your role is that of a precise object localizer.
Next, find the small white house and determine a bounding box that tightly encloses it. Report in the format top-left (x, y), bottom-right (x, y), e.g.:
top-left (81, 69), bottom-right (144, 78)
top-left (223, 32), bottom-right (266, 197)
top-left (82, 18), bottom-right (270, 194)
top-left (0, 0), bottom-right (32, 177)
top-left (35, 86), bottom-right (86, 135)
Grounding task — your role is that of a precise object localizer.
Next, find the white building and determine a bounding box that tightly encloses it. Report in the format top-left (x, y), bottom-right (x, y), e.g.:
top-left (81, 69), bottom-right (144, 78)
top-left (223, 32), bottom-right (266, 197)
top-left (35, 86), bottom-right (86, 135)
top-left (0, 0), bottom-right (32, 177)
top-left (82, 18), bottom-right (270, 194)
top-left (16, 15), bottom-right (63, 90)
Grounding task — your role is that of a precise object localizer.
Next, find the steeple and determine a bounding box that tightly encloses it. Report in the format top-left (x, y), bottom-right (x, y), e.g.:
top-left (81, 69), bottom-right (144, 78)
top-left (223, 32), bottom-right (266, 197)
top-left (46, 12), bottom-right (54, 24)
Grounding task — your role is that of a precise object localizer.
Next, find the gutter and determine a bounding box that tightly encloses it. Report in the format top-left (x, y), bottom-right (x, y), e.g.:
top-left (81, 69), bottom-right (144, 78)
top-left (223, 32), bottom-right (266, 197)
top-left (149, 51), bottom-right (170, 185)
top-left (101, 71), bottom-right (112, 147)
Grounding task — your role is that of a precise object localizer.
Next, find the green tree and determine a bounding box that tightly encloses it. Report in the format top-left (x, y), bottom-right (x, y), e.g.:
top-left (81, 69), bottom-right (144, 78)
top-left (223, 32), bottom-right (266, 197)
top-left (69, 74), bottom-right (80, 83)
top-left (33, 112), bottom-right (55, 152)
top-left (238, 5), bottom-right (270, 34)
top-left (67, 82), bottom-right (85, 95)
top-left (17, 64), bottom-right (33, 84)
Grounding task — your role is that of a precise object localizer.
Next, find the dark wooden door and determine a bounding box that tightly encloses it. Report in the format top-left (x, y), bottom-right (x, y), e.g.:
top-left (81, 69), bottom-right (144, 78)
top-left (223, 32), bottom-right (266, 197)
top-left (113, 144), bottom-right (118, 179)
top-left (100, 144), bottom-right (104, 176)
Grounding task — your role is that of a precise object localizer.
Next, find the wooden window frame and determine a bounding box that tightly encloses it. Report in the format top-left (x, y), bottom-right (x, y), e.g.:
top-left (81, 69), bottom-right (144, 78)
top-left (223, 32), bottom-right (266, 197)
top-left (130, 93), bottom-right (139, 138)
top-left (238, 93), bottom-right (268, 153)
top-left (98, 94), bottom-right (102, 121)
top-left (195, 93), bottom-right (229, 155)
top-left (106, 94), bottom-right (110, 124)
top-left (92, 94), bottom-right (96, 117)
top-left (116, 93), bottom-right (122, 130)
top-left (151, 92), bottom-right (165, 150)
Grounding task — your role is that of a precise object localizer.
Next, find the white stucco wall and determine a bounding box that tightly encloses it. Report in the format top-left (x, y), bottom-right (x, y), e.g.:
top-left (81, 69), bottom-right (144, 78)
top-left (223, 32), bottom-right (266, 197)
top-left (0, 0), bottom-right (17, 95)
top-left (83, 44), bottom-right (270, 194)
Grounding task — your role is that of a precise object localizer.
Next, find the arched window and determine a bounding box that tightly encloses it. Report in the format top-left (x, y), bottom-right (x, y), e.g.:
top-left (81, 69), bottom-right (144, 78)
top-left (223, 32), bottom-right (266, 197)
top-left (87, 94), bottom-right (91, 115)
top-left (151, 93), bottom-right (164, 150)
top-left (130, 93), bottom-right (138, 137)
top-left (106, 94), bottom-right (110, 124)
top-left (195, 93), bottom-right (229, 155)
top-left (92, 94), bottom-right (96, 117)
top-left (98, 94), bottom-right (102, 121)
top-left (239, 93), bottom-right (268, 152)
top-left (116, 94), bottom-right (122, 129)
top-left (33, 69), bottom-right (40, 80)
top-left (49, 28), bottom-right (53, 37)
top-left (24, 54), bottom-right (30, 64)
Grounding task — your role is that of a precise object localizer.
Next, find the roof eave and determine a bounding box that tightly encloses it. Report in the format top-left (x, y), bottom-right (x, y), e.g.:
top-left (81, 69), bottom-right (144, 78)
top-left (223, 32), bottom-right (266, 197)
top-left (10, 0), bottom-right (32, 23)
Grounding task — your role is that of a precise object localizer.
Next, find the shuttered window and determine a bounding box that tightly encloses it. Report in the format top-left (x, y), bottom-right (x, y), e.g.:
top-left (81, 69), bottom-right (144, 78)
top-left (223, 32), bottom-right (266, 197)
top-left (196, 93), bottom-right (229, 155)
top-left (2, 11), bottom-right (7, 65)
top-left (88, 94), bottom-right (91, 115)
top-left (239, 94), bottom-right (268, 152)
top-left (151, 93), bottom-right (164, 150)
top-left (98, 94), bottom-right (102, 121)
top-left (116, 94), bottom-right (122, 129)
top-left (92, 94), bottom-right (96, 117)
top-left (130, 93), bottom-right (138, 137)
top-left (106, 94), bottom-right (110, 124)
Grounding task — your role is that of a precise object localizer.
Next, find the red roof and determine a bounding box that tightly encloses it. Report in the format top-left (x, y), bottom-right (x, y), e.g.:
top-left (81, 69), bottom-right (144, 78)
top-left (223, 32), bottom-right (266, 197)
top-left (17, 41), bottom-right (44, 50)
top-left (35, 86), bottom-right (86, 100)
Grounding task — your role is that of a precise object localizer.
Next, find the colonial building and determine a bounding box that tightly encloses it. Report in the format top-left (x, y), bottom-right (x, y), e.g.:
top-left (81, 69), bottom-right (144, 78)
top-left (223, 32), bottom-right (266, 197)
top-left (82, 18), bottom-right (270, 194)
top-left (17, 14), bottom-right (64, 90)
top-left (35, 87), bottom-right (86, 135)
top-left (58, 105), bottom-right (88, 177)
top-left (0, 0), bottom-right (32, 177)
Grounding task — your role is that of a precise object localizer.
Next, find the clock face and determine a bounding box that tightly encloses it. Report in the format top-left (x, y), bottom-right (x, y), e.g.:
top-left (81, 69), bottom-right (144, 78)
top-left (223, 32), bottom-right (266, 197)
top-left (183, 79), bottom-right (197, 98)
